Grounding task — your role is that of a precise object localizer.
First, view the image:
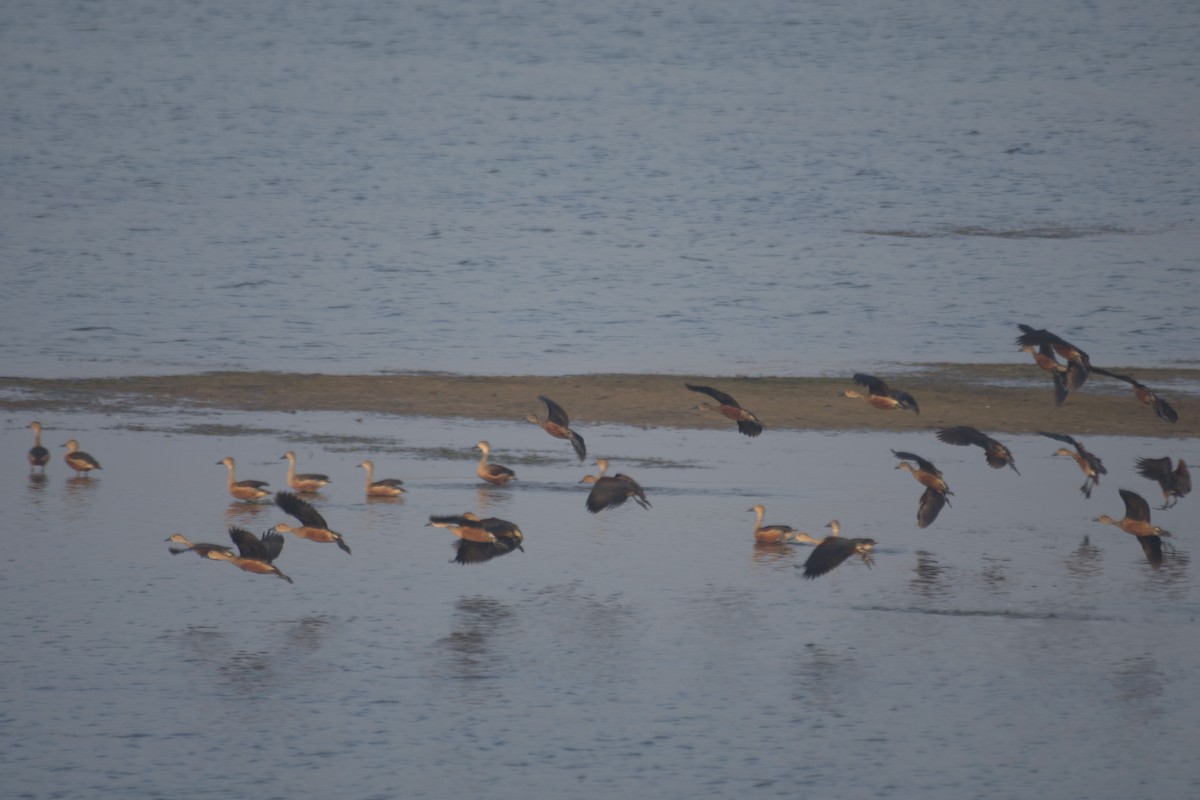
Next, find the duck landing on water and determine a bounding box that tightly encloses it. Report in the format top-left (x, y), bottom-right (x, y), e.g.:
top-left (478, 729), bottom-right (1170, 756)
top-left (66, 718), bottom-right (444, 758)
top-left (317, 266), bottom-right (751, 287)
top-left (1135, 457), bottom-right (1190, 510)
top-left (1039, 432), bottom-right (1106, 499)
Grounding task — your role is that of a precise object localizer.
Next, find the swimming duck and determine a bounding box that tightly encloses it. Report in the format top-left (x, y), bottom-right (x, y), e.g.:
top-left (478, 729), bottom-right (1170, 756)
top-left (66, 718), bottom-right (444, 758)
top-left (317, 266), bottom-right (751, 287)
top-left (748, 504), bottom-right (822, 544)
top-left (358, 460), bottom-right (405, 497)
top-left (272, 491), bottom-right (352, 554)
top-left (280, 450), bottom-right (331, 493)
top-left (217, 457), bottom-right (271, 503)
top-left (686, 384), bottom-right (764, 437)
top-left (1134, 457), bottom-right (1190, 509)
top-left (62, 439), bottom-right (102, 476)
top-left (28, 421), bottom-right (50, 472)
top-left (473, 441), bottom-right (517, 486)
top-left (1039, 432), bottom-right (1106, 498)
top-left (526, 395), bottom-right (586, 461)
top-left (936, 426), bottom-right (1019, 474)
top-left (842, 373), bottom-right (919, 414)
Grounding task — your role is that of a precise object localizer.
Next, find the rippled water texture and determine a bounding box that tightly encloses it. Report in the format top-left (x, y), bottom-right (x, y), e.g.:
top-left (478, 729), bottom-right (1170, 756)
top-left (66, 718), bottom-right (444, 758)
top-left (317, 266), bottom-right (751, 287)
top-left (3, 0), bottom-right (1199, 378)
top-left (2, 411), bottom-right (1198, 798)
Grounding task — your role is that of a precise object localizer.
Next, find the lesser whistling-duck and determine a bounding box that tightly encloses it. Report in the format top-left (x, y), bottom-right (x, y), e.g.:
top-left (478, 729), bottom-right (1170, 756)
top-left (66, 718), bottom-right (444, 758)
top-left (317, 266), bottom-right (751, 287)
top-left (685, 384), bottom-right (764, 437)
top-left (1092, 366), bottom-right (1178, 423)
top-left (272, 491), bottom-right (352, 554)
top-left (1015, 326), bottom-right (1074, 405)
top-left (1015, 325), bottom-right (1090, 391)
top-left (357, 460), bottom-right (405, 497)
top-left (526, 396), bottom-right (586, 461)
top-left (217, 456), bottom-right (271, 503)
top-left (892, 450), bottom-right (952, 495)
top-left (28, 421), bottom-right (50, 472)
top-left (428, 513), bottom-right (498, 544)
top-left (842, 373), bottom-right (919, 414)
top-left (748, 504), bottom-right (821, 544)
top-left (165, 532), bottom-right (234, 559)
top-left (211, 526), bottom-right (294, 583)
top-left (429, 512), bottom-right (525, 564)
top-left (62, 439), bottom-right (102, 476)
top-left (583, 459), bottom-right (651, 514)
top-left (891, 451), bottom-right (952, 528)
top-left (914, 487), bottom-right (950, 529)
top-left (473, 441), bottom-right (517, 486)
top-left (280, 450), bottom-right (331, 493)
top-left (1039, 432), bottom-right (1106, 499)
top-left (1135, 457), bottom-right (1190, 509)
top-left (936, 426), bottom-right (1019, 474)
top-left (1096, 489), bottom-right (1170, 568)
top-left (578, 457), bottom-right (610, 486)
top-left (800, 520), bottom-right (876, 579)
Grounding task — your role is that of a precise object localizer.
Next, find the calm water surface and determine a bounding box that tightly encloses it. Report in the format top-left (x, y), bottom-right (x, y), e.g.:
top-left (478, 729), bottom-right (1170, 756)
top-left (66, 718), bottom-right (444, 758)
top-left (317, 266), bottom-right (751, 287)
top-left (3, 0), bottom-right (1200, 378)
top-left (2, 411), bottom-right (1197, 798)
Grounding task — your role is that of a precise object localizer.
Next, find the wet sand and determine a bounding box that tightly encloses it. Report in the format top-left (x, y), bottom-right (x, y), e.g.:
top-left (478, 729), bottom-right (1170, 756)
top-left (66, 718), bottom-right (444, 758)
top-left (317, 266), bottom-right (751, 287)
top-left (2, 364), bottom-right (1196, 438)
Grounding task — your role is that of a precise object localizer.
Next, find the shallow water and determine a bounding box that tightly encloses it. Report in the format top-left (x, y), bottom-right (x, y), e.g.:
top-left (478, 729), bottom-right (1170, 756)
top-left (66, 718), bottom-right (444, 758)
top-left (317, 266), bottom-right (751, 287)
top-left (3, 0), bottom-right (1200, 378)
top-left (3, 411), bottom-right (1197, 798)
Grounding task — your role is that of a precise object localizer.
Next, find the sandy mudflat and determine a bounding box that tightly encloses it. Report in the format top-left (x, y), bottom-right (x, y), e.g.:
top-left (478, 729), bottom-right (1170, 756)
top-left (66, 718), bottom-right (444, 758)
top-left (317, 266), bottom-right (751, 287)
top-left (2, 364), bottom-right (1196, 438)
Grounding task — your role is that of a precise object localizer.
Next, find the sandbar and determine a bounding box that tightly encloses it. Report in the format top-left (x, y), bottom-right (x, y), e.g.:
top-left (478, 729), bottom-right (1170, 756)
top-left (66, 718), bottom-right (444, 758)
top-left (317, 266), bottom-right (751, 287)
top-left (1, 365), bottom-right (1196, 439)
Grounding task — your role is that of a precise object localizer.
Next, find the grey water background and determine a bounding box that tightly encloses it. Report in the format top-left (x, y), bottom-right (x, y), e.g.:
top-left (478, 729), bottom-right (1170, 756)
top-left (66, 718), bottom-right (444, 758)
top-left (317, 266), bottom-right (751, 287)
top-left (3, 412), bottom-right (1199, 799)
top-left (4, 1), bottom-right (1200, 798)
top-left (3, 0), bottom-right (1200, 379)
